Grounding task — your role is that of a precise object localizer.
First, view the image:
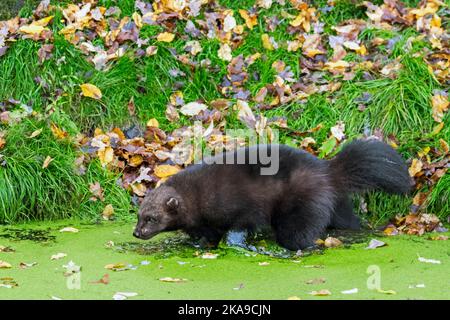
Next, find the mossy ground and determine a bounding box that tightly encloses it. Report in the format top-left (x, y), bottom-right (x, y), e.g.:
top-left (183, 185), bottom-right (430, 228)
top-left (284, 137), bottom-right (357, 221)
top-left (0, 221), bottom-right (449, 299)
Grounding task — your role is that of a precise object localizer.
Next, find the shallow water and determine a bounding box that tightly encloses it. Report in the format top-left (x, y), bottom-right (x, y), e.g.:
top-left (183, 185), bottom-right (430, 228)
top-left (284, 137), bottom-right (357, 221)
top-left (0, 220), bottom-right (448, 300)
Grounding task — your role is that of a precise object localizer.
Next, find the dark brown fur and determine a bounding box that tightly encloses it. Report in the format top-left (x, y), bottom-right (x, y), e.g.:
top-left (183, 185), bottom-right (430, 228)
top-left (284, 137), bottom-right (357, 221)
top-left (134, 139), bottom-right (412, 250)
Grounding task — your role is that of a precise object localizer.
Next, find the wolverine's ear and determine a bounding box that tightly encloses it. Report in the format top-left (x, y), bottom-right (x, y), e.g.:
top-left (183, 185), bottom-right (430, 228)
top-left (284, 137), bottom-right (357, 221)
top-left (166, 197), bottom-right (179, 211)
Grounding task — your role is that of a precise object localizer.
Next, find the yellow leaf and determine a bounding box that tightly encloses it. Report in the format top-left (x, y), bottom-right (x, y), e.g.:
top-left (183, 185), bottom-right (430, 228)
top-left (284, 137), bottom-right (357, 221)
top-left (287, 296), bottom-right (301, 300)
top-left (377, 289), bottom-right (397, 295)
top-left (157, 32), bottom-right (175, 42)
top-left (154, 165), bottom-right (180, 178)
top-left (132, 12), bottom-right (143, 28)
top-left (98, 146), bottom-right (114, 166)
top-left (431, 122), bottom-right (444, 135)
top-left (59, 227), bottom-right (79, 233)
top-left (80, 83), bottom-right (102, 100)
top-left (0, 261), bottom-right (12, 269)
top-left (19, 25), bottom-right (46, 35)
top-left (111, 127), bottom-right (126, 141)
top-left (50, 122), bottom-right (68, 140)
top-left (42, 156), bottom-right (54, 169)
top-left (102, 204), bottom-right (114, 220)
top-left (238, 9), bottom-right (257, 30)
top-left (261, 34), bottom-right (274, 50)
top-left (34, 16), bottom-right (54, 27)
top-left (146, 118), bottom-right (159, 128)
top-left (104, 263), bottom-right (126, 270)
top-left (128, 154), bottom-right (143, 167)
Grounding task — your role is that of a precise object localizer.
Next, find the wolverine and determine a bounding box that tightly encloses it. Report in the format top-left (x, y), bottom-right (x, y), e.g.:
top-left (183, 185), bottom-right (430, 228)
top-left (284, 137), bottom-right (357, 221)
top-left (133, 139), bottom-right (412, 250)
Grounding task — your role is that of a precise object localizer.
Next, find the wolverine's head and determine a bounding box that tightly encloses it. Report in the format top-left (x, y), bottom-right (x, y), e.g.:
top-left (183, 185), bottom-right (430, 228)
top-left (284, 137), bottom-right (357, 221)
top-left (133, 185), bottom-right (183, 240)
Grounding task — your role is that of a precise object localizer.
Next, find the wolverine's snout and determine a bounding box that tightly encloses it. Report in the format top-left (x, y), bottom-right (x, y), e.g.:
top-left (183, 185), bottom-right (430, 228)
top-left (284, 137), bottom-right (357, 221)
top-left (133, 229), bottom-right (141, 238)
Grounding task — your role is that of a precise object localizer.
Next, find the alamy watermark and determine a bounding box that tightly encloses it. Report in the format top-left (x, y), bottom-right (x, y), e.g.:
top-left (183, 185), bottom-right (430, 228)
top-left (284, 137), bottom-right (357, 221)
top-left (172, 121), bottom-right (281, 175)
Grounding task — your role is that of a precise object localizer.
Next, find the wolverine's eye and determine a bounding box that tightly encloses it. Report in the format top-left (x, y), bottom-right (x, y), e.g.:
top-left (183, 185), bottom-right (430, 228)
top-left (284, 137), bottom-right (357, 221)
top-left (146, 216), bottom-right (157, 223)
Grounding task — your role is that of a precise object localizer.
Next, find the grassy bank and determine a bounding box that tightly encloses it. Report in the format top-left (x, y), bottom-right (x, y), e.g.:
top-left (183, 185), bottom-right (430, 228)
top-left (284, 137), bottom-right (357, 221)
top-left (0, 0), bottom-right (448, 224)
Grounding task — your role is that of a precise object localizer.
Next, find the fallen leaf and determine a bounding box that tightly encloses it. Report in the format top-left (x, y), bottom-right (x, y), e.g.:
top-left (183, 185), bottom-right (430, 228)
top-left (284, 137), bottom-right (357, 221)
top-left (418, 256), bottom-right (441, 264)
top-left (431, 93), bottom-right (449, 123)
top-left (261, 34), bottom-right (274, 50)
top-left (201, 253), bottom-right (219, 259)
top-left (218, 43), bottom-right (232, 61)
top-left (310, 289), bottom-right (331, 296)
top-left (113, 292), bottom-right (137, 300)
top-left (157, 32), bottom-right (175, 42)
top-left (430, 235), bottom-right (448, 241)
top-left (59, 227), bottom-right (79, 233)
top-left (80, 83), bottom-right (102, 100)
top-left (51, 253), bottom-right (67, 260)
top-left (377, 289), bottom-right (397, 295)
top-left (180, 102), bottom-right (208, 116)
top-left (89, 182), bottom-right (104, 201)
top-left (104, 263), bottom-right (132, 271)
top-left (0, 277), bottom-right (18, 288)
top-left (42, 156), bottom-right (54, 169)
top-left (29, 128), bottom-right (43, 138)
top-left (154, 164), bottom-right (180, 178)
top-left (239, 9), bottom-right (257, 30)
top-left (258, 262), bottom-right (270, 266)
top-left (102, 204), bottom-right (114, 220)
top-left (287, 296), bottom-right (301, 300)
top-left (306, 277), bottom-right (326, 285)
top-left (330, 121), bottom-right (345, 141)
top-left (98, 146), bottom-right (114, 167)
top-left (365, 239), bottom-right (387, 249)
top-left (19, 262), bottom-right (37, 269)
top-left (0, 261), bottom-right (12, 269)
top-left (146, 45), bottom-right (158, 56)
top-left (50, 122), bottom-right (68, 140)
top-left (341, 288), bottom-right (358, 294)
top-left (223, 14), bottom-right (237, 33)
top-left (146, 118), bottom-right (159, 128)
top-left (90, 274), bottom-right (110, 285)
top-left (408, 159), bottom-right (423, 177)
top-left (159, 277), bottom-right (188, 283)
top-left (0, 246), bottom-right (15, 253)
top-left (324, 237), bottom-right (342, 248)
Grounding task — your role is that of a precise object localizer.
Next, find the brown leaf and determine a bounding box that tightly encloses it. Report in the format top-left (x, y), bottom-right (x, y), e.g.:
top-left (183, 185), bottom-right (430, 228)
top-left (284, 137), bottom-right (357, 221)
top-left (431, 94), bottom-right (449, 123)
top-left (310, 289), bottom-right (331, 296)
top-left (90, 274), bottom-right (110, 285)
top-left (409, 159), bottom-right (423, 177)
top-left (324, 237), bottom-right (342, 248)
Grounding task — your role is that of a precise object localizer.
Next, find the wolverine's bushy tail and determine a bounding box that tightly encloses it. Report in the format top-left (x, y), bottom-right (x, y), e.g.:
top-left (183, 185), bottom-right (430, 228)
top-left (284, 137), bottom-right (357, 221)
top-left (329, 139), bottom-right (413, 194)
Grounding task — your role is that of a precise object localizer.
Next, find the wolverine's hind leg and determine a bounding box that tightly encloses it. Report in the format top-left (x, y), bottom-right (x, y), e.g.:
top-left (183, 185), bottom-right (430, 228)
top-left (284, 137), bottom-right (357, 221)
top-left (272, 199), bottom-right (333, 250)
top-left (329, 195), bottom-right (360, 230)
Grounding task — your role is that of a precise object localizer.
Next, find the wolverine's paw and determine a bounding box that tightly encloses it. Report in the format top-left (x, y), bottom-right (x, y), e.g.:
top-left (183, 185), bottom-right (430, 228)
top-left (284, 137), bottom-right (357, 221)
top-left (197, 236), bottom-right (220, 249)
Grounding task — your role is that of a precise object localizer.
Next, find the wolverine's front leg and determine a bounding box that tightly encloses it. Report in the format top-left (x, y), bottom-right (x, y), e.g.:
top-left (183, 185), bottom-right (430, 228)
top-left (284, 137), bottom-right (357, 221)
top-left (186, 227), bottom-right (225, 248)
